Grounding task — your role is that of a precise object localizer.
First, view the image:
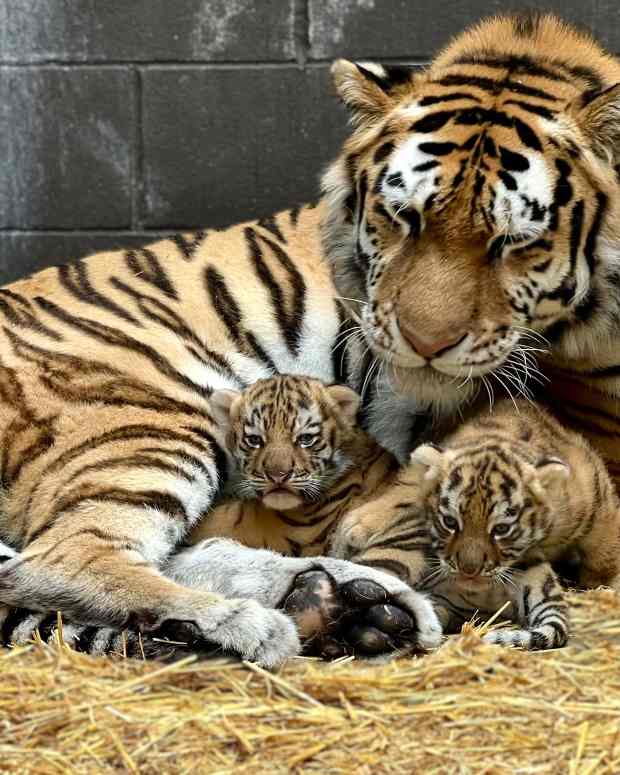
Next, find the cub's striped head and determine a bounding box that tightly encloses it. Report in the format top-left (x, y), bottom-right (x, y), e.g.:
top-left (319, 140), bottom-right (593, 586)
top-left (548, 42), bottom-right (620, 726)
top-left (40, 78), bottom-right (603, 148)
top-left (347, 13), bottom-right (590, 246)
top-left (323, 12), bottom-right (620, 409)
top-left (410, 441), bottom-right (569, 590)
top-left (211, 375), bottom-right (360, 510)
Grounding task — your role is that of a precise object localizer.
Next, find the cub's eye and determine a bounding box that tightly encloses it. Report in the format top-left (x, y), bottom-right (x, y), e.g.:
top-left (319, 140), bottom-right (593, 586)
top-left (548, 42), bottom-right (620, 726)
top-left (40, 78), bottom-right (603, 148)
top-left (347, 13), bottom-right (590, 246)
top-left (244, 434), bottom-right (264, 449)
top-left (442, 515), bottom-right (459, 531)
top-left (492, 523), bottom-right (512, 538)
top-left (297, 434), bottom-right (317, 448)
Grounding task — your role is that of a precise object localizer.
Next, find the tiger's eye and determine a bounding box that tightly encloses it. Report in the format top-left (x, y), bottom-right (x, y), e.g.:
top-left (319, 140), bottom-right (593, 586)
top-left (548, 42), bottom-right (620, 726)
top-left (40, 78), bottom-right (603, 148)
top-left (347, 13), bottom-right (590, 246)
top-left (245, 434), bottom-right (264, 449)
top-left (297, 434), bottom-right (317, 448)
top-left (442, 515), bottom-right (459, 531)
top-left (492, 523), bottom-right (512, 538)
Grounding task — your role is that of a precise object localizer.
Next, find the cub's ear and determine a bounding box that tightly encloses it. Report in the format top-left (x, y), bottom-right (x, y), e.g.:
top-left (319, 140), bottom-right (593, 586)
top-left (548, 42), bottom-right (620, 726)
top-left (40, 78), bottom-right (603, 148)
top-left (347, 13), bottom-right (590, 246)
top-left (210, 389), bottom-right (242, 429)
top-left (409, 443), bottom-right (445, 483)
top-left (326, 384), bottom-right (361, 423)
top-left (576, 82), bottom-right (620, 165)
top-left (532, 457), bottom-right (570, 499)
top-left (331, 60), bottom-right (417, 125)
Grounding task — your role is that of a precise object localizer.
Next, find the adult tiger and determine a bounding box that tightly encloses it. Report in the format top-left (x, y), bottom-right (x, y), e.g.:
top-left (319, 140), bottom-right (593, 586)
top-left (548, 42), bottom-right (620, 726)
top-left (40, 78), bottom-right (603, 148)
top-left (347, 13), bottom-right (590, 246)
top-left (1, 12), bottom-right (620, 663)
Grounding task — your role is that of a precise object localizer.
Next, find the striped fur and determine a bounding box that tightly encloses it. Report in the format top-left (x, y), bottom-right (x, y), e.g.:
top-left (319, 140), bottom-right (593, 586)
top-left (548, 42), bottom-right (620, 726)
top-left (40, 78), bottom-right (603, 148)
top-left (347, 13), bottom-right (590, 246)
top-left (3, 13), bottom-right (620, 659)
top-left (334, 398), bottom-right (620, 650)
top-left (192, 375), bottom-right (399, 555)
top-left (322, 12), bottom-right (620, 470)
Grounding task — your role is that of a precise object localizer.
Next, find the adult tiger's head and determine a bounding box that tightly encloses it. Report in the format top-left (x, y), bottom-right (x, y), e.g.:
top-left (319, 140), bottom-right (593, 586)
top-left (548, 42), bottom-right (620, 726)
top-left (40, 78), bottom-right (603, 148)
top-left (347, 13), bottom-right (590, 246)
top-left (409, 440), bottom-right (569, 591)
top-left (211, 375), bottom-right (361, 510)
top-left (323, 12), bottom-right (620, 409)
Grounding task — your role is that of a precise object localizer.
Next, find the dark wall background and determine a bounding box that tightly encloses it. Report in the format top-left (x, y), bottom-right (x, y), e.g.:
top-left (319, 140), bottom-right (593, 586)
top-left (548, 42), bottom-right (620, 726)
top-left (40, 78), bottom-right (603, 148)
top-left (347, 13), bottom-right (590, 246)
top-left (2, 0), bottom-right (619, 283)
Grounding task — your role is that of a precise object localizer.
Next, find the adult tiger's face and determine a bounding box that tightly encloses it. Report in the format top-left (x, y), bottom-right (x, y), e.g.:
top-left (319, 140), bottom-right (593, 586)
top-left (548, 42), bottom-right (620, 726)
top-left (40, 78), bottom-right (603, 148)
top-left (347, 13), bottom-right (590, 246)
top-left (322, 14), bottom-right (620, 409)
top-left (211, 375), bottom-right (361, 510)
top-left (410, 442), bottom-right (568, 590)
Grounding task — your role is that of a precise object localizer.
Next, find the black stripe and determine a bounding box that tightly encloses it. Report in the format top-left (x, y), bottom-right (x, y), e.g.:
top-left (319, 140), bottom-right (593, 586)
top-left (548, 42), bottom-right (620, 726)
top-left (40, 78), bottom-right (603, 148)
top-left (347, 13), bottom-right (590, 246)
top-left (171, 230), bottom-right (207, 261)
top-left (257, 215), bottom-right (286, 243)
top-left (204, 266), bottom-right (243, 344)
top-left (583, 192), bottom-right (608, 275)
top-left (568, 200), bottom-right (585, 276)
top-left (418, 141), bottom-right (458, 156)
top-left (184, 426), bottom-right (228, 489)
top-left (125, 249), bottom-right (178, 300)
top-left (419, 92), bottom-right (481, 106)
top-left (34, 296), bottom-right (211, 399)
top-left (411, 111), bottom-right (453, 133)
top-left (0, 289), bottom-right (63, 341)
top-left (503, 99), bottom-right (555, 119)
top-left (58, 261), bottom-right (139, 325)
top-left (513, 117), bottom-right (542, 151)
top-left (110, 276), bottom-right (238, 381)
top-left (451, 53), bottom-right (570, 83)
top-left (245, 227), bottom-right (306, 356)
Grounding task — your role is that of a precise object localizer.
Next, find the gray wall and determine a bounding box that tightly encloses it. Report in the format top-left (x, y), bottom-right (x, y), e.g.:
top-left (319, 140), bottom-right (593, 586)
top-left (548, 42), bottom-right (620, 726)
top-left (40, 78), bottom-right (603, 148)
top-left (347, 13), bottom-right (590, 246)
top-left (2, 1), bottom-right (619, 283)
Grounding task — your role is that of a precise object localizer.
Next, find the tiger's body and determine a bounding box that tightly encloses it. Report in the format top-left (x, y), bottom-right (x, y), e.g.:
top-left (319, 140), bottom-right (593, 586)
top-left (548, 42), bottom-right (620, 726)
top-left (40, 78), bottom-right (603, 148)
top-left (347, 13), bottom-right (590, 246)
top-left (334, 397), bottom-right (620, 649)
top-left (2, 12), bottom-right (620, 659)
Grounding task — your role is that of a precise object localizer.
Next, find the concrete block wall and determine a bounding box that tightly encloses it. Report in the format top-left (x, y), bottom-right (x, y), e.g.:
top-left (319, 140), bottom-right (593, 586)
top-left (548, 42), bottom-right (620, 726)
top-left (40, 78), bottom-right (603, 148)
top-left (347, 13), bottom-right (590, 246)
top-left (1, 0), bottom-right (619, 283)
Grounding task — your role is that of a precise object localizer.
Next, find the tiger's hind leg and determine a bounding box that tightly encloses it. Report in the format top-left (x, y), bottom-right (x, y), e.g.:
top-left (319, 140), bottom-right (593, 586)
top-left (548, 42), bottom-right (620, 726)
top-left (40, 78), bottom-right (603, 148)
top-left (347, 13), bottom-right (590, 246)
top-left (0, 505), bottom-right (300, 667)
top-left (482, 561), bottom-right (569, 650)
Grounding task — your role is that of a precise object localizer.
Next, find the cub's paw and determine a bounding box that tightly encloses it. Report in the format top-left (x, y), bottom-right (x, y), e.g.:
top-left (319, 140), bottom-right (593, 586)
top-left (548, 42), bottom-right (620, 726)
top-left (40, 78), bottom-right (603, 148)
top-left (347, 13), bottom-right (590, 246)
top-left (482, 626), bottom-right (567, 651)
top-left (282, 565), bottom-right (442, 659)
top-left (153, 600), bottom-right (301, 668)
top-left (329, 512), bottom-right (375, 561)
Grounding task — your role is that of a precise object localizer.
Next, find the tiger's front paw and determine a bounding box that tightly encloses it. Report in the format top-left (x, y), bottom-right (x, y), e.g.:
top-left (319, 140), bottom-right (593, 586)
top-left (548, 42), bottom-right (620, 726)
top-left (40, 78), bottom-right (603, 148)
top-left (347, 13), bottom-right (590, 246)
top-left (282, 564), bottom-right (442, 659)
top-left (142, 599), bottom-right (301, 669)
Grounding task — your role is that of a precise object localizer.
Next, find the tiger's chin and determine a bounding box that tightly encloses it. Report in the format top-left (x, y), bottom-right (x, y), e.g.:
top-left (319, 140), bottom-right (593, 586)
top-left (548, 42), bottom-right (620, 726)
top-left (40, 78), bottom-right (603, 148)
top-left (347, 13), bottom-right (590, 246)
top-left (384, 361), bottom-right (480, 411)
top-left (261, 490), bottom-right (305, 510)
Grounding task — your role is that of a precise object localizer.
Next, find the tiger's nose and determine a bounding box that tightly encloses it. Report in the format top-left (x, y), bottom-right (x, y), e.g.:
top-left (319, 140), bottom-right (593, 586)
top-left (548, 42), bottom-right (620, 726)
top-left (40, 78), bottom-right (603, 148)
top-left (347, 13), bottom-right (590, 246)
top-left (399, 325), bottom-right (467, 359)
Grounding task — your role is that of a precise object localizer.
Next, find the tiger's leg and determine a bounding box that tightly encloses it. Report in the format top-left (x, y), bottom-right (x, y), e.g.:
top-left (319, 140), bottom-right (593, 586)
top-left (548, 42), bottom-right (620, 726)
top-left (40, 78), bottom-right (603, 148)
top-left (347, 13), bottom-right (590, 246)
top-left (167, 539), bottom-right (443, 656)
top-left (482, 562), bottom-right (569, 650)
top-left (0, 510), bottom-right (300, 668)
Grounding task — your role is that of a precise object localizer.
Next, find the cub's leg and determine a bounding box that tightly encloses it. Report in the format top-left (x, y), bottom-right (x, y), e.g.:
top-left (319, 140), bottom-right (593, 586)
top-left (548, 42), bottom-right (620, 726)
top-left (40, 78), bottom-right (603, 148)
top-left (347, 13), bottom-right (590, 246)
top-left (329, 488), bottom-right (431, 588)
top-left (483, 562), bottom-right (569, 650)
top-left (0, 509), bottom-right (299, 668)
top-left (168, 539), bottom-right (443, 655)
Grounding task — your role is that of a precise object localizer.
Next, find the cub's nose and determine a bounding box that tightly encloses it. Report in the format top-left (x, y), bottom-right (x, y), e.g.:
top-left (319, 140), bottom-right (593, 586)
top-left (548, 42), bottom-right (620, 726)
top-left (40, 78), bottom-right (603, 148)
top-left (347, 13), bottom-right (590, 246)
top-left (265, 468), bottom-right (291, 485)
top-left (399, 325), bottom-right (467, 359)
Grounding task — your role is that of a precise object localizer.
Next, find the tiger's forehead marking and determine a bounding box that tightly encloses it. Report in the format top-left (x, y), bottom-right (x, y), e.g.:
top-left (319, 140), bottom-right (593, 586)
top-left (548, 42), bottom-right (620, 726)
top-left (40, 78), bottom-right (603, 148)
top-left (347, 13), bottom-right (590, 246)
top-left (380, 122), bottom-right (553, 238)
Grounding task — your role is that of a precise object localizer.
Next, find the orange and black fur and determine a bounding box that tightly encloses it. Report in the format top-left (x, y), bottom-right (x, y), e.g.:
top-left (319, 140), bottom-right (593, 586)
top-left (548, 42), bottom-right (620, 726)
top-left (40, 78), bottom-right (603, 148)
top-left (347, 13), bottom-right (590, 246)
top-left (2, 12), bottom-right (620, 659)
top-left (192, 375), bottom-right (398, 556)
top-left (334, 398), bottom-right (620, 649)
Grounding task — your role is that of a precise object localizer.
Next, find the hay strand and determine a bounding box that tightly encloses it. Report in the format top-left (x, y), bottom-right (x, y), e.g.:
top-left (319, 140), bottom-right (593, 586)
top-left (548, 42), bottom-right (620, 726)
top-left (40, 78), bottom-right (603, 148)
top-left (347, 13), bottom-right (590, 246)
top-left (0, 588), bottom-right (618, 774)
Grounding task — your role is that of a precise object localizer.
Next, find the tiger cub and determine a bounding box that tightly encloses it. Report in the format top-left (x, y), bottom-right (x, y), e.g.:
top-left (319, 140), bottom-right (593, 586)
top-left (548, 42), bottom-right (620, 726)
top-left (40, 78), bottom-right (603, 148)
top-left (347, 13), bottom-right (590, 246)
top-left (190, 374), bottom-right (399, 555)
top-left (333, 398), bottom-right (620, 650)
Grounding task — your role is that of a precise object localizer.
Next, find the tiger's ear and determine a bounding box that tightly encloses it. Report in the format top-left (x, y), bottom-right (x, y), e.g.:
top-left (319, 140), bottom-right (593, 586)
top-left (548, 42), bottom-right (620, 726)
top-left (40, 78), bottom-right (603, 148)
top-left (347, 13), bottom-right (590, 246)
top-left (577, 82), bottom-right (620, 165)
top-left (409, 443), bottom-right (446, 483)
top-left (331, 60), bottom-right (417, 125)
top-left (210, 389), bottom-right (242, 430)
top-left (532, 457), bottom-right (570, 499)
top-left (326, 384), bottom-right (361, 423)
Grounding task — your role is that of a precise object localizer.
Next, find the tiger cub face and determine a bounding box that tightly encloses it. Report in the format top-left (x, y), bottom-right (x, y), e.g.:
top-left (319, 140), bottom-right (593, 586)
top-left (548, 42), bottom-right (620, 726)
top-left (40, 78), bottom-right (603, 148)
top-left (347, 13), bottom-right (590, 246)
top-left (211, 376), bottom-right (361, 510)
top-left (322, 13), bottom-right (620, 408)
top-left (409, 442), bottom-right (569, 590)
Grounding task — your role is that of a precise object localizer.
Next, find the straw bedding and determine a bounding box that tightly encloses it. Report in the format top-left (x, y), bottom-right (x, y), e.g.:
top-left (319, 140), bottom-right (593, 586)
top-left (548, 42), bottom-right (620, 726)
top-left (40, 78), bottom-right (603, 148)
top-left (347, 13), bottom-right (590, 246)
top-left (1, 588), bottom-right (619, 774)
